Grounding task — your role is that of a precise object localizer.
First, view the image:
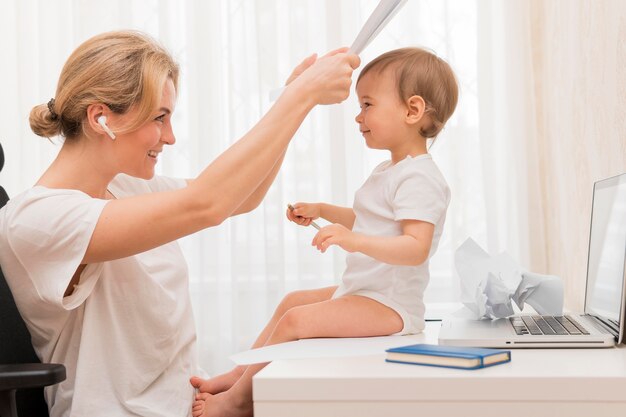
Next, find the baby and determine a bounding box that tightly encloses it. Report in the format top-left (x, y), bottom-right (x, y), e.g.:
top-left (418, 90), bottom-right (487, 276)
top-left (191, 47), bottom-right (458, 417)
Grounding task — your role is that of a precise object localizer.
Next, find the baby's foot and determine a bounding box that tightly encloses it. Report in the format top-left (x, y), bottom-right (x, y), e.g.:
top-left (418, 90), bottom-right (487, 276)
top-left (191, 392), bottom-right (210, 417)
top-left (191, 390), bottom-right (253, 417)
top-left (190, 366), bottom-right (245, 394)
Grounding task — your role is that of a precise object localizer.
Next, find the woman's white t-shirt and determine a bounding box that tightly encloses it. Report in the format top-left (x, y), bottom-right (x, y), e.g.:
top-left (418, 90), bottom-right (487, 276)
top-left (333, 154), bottom-right (450, 335)
top-left (0, 174), bottom-right (198, 417)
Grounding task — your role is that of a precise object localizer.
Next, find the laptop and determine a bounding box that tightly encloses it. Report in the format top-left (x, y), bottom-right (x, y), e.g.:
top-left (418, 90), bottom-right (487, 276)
top-left (439, 173), bottom-right (626, 348)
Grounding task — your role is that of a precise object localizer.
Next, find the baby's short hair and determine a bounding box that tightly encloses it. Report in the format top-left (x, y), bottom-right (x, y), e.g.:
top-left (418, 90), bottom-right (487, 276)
top-left (357, 47), bottom-right (458, 138)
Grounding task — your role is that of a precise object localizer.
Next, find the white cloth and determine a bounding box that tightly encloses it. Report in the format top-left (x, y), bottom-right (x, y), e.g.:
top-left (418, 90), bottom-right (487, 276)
top-left (0, 174), bottom-right (197, 417)
top-left (332, 154), bottom-right (450, 334)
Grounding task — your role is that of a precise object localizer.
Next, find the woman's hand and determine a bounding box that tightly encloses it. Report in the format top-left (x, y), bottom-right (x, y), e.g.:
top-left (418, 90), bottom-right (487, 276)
top-left (286, 202), bottom-right (321, 227)
top-left (284, 53), bottom-right (318, 85)
top-left (286, 48), bottom-right (360, 105)
top-left (285, 48), bottom-right (351, 85)
top-left (312, 223), bottom-right (360, 254)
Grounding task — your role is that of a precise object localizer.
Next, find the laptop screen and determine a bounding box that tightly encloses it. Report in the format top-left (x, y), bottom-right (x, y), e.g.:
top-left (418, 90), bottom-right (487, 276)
top-left (584, 173), bottom-right (626, 330)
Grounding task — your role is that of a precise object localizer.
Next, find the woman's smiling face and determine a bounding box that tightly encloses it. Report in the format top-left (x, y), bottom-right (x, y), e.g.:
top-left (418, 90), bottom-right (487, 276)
top-left (112, 78), bottom-right (177, 179)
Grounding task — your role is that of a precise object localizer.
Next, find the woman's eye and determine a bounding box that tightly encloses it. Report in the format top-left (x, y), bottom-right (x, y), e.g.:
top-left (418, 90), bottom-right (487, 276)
top-left (155, 114), bottom-right (166, 122)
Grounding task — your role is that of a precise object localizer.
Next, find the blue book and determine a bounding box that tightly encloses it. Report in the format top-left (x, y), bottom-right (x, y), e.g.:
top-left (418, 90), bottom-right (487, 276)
top-left (385, 343), bottom-right (511, 370)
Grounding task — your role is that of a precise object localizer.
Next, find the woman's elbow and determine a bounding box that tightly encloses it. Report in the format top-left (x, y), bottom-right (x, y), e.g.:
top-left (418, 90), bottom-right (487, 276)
top-left (184, 187), bottom-right (234, 227)
top-left (205, 212), bottom-right (228, 227)
top-left (194, 206), bottom-right (228, 227)
top-left (241, 199), bottom-right (262, 214)
top-left (191, 201), bottom-right (230, 228)
top-left (207, 197), bottom-right (264, 223)
top-left (232, 198), bottom-right (262, 217)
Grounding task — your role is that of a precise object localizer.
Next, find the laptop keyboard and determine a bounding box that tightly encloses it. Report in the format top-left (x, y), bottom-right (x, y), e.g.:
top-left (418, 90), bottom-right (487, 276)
top-left (509, 315), bottom-right (590, 336)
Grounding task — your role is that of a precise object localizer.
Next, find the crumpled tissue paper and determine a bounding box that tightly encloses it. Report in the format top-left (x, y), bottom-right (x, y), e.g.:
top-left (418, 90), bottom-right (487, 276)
top-left (455, 238), bottom-right (563, 319)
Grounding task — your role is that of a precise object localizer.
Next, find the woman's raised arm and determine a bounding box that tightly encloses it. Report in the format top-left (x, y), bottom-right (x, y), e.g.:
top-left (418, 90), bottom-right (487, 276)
top-left (84, 52), bottom-right (360, 263)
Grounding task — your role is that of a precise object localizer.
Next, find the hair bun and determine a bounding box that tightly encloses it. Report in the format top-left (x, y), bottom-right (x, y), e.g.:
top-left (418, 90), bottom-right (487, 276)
top-left (29, 103), bottom-right (63, 138)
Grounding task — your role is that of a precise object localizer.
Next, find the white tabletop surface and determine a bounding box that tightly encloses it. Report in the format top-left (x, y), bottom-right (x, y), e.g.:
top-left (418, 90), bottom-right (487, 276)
top-left (253, 321), bottom-right (626, 417)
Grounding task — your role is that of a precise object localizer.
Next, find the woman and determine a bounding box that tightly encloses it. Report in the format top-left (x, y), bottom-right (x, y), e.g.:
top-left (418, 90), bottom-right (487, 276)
top-left (0, 30), bottom-right (358, 417)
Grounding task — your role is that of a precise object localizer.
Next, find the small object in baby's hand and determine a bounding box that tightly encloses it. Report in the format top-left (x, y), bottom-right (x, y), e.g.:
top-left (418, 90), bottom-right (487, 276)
top-left (287, 204), bottom-right (321, 230)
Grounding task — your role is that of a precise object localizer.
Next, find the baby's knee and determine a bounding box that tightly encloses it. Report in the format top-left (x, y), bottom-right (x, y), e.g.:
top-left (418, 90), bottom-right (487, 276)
top-left (274, 307), bottom-right (306, 339)
top-left (275, 290), bottom-right (306, 315)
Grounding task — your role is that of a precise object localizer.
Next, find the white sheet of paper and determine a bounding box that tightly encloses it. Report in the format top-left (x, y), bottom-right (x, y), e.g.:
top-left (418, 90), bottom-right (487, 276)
top-left (349, 0), bottom-right (408, 54)
top-left (230, 334), bottom-right (425, 365)
top-left (269, 0), bottom-right (408, 101)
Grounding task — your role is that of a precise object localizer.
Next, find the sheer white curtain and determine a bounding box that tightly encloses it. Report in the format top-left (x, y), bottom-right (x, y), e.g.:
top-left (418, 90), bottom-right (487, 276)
top-left (1, 0), bottom-right (500, 375)
top-left (476, 0), bottom-right (545, 267)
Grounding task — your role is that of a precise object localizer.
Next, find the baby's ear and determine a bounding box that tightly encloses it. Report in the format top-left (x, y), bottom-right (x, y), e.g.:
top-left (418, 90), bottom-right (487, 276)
top-left (405, 95), bottom-right (426, 125)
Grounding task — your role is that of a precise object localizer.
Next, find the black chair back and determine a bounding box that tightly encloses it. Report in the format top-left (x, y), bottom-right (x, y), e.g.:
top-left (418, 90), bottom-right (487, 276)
top-left (0, 143), bottom-right (8, 206)
top-left (0, 142), bottom-right (50, 416)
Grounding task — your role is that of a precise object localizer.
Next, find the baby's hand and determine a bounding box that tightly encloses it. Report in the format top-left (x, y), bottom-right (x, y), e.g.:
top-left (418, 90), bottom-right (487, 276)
top-left (286, 203), bottom-right (320, 227)
top-left (312, 224), bottom-right (359, 253)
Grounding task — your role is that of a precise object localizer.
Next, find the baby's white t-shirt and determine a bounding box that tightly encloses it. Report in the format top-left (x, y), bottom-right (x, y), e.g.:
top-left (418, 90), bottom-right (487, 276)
top-left (333, 154), bottom-right (450, 334)
top-left (0, 174), bottom-right (198, 417)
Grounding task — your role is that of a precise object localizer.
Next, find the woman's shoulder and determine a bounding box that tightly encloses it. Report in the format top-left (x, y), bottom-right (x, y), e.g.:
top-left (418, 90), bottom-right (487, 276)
top-left (0, 186), bottom-right (106, 236)
top-left (2, 186), bottom-right (93, 216)
top-left (0, 186), bottom-right (107, 266)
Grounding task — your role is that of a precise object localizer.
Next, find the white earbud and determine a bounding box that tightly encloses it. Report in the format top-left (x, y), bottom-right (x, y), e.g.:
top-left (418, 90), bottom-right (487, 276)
top-left (97, 115), bottom-right (116, 140)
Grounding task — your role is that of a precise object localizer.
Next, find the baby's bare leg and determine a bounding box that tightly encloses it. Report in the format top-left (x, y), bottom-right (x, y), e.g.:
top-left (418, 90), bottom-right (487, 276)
top-left (251, 286), bottom-right (338, 348)
top-left (190, 286), bottom-right (337, 394)
top-left (195, 295), bottom-right (403, 417)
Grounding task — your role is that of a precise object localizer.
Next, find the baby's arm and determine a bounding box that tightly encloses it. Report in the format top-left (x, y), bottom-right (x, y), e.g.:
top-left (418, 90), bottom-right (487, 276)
top-left (288, 202), bottom-right (356, 229)
top-left (319, 203), bottom-right (355, 228)
top-left (313, 219), bottom-right (434, 266)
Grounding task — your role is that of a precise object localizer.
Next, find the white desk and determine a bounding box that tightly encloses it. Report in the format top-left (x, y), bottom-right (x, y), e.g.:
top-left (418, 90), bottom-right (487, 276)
top-left (253, 322), bottom-right (626, 417)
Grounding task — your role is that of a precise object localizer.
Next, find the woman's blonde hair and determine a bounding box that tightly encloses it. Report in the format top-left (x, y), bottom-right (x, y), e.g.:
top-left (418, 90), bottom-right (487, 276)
top-left (357, 47), bottom-right (458, 139)
top-left (30, 30), bottom-right (179, 139)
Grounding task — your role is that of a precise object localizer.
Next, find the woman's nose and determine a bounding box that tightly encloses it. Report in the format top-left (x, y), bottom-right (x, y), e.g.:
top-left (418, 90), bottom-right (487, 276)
top-left (162, 125), bottom-right (176, 145)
